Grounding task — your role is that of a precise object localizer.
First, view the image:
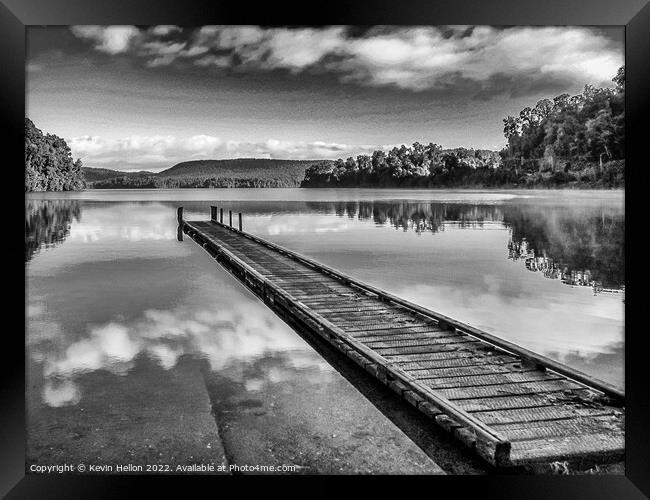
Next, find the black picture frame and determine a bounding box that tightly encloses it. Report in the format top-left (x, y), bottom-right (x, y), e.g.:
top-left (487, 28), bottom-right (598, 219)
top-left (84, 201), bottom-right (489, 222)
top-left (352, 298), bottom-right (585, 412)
top-left (3, 0), bottom-right (648, 496)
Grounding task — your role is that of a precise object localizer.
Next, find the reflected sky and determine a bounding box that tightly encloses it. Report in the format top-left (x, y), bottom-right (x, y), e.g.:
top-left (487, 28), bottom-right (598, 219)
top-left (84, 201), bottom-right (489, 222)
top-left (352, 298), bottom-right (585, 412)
top-left (27, 230), bottom-right (332, 408)
top-left (26, 188), bottom-right (624, 416)
top-left (29, 300), bottom-right (333, 407)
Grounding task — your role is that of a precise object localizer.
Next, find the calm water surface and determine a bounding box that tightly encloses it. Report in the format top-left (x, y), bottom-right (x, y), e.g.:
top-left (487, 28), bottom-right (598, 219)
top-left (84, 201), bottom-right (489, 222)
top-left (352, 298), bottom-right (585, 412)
top-left (25, 188), bottom-right (624, 471)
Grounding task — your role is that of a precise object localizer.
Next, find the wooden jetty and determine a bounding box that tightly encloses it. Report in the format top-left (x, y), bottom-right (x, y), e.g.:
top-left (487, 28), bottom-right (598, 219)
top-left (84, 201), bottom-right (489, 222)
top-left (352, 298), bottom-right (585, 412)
top-left (178, 206), bottom-right (625, 468)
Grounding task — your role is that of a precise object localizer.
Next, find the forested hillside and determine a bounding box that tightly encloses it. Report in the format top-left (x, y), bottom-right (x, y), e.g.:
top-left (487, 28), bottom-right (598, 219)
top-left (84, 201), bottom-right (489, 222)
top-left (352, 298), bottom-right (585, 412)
top-left (81, 167), bottom-right (154, 183)
top-left (25, 119), bottom-right (86, 192)
top-left (84, 159), bottom-right (324, 188)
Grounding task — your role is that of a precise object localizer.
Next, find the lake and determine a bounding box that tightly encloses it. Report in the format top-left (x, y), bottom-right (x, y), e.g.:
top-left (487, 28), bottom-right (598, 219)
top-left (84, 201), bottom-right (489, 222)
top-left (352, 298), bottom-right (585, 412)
top-left (25, 188), bottom-right (625, 473)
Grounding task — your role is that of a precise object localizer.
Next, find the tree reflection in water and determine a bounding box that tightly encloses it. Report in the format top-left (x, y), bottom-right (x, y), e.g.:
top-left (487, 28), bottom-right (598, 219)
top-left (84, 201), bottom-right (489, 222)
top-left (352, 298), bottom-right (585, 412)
top-left (24, 197), bottom-right (624, 293)
top-left (25, 200), bottom-right (82, 262)
top-left (307, 200), bottom-right (624, 293)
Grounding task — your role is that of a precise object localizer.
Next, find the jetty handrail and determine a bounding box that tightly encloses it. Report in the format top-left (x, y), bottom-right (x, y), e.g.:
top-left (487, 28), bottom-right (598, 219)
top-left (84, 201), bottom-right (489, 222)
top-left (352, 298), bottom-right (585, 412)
top-left (204, 217), bottom-right (624, 402)
top-left (184, 222), bottom-right (512, 461)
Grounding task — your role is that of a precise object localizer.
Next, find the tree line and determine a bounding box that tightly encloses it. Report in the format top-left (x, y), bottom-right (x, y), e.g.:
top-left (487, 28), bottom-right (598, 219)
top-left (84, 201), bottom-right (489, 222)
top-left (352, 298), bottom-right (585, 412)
top-left (301, 146), bottom-right (504, 188)
top-left (88, 175), bottom-right (302, 189)
top-left (302, 67), bottom-right (625, 189)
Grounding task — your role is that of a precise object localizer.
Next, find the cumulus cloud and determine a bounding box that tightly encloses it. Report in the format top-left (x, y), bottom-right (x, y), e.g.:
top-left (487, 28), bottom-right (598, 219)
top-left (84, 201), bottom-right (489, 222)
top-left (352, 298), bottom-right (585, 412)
top-left (69, 25), bottom-right (623, 93)
top-left (69, 134), bottom-right (394, 170)
top-left (70, 25), bottom-right (140, 54)
top-left (69, 134), bottom-right (221, 169)
top-left (148, 25), bottom-right (182, 37)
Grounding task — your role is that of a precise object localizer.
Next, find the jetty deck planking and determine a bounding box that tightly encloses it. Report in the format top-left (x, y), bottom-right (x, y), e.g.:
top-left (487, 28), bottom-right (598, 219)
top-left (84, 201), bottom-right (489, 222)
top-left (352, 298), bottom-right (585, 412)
top-left (180, 211), bottom-right (624, 468)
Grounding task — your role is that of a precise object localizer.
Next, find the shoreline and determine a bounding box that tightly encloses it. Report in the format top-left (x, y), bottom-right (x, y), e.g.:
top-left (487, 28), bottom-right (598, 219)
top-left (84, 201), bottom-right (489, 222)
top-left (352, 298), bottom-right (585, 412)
top-left (27, 184), bottom-right (626, 193)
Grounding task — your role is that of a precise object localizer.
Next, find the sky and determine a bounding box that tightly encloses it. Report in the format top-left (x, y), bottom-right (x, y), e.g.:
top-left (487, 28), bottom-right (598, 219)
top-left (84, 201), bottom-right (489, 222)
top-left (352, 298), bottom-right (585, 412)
top-left (26, 25), bottom-right (624, 172)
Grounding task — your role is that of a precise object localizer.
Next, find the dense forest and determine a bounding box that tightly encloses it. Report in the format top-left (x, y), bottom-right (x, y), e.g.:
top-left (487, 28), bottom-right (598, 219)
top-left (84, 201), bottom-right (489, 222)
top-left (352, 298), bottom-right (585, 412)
top-left (84, 159), bottom-right (323, 189)
top-left (500, 66), bottom-right (625, 186)
top-left (301, 148), bottom-right (502, 188)
top-left (301, 67), bottom-right (625, 189)
top-left (25, 119), bottom-right (86, 191)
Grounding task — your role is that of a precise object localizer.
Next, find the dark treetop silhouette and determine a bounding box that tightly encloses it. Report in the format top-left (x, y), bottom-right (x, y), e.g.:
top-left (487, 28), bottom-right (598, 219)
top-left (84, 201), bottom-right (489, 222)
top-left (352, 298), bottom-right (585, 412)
top-left (25, 118), bottom-right (86, 192)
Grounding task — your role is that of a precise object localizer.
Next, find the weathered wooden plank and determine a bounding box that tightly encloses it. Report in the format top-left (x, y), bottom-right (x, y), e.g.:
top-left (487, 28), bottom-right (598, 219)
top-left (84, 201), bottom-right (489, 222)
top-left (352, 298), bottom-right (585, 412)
top-left (375, 340), bottom-right (483, 356)
top-left (281, 283), bottom-right (349, 290)
top-left (454, 391), bottom-right (597, 412)
top-left (355, 328), bottom-right (462, 339)
top-left (439, 380), bottom-right (587, 400)
top-left (268, 275), bottom-right (341, 284)
top-left (421, 371), bottom-right (562, 390)
top-left (324, 317), bottom-right (428, 329)
top-left (254, 263), bottom-right (320, 271)
top-left (327, 312), bottom-right (421, 323)
top-left (296, 294), bottom-right (372, 303)
top-left (260, 271), bottom-right (325, 279)
top-left (509, 434), bottom-right (625, 464)
top-left (407, 363), bottom-right (533, 381)
top-left (311, 307), bottom-right (395, 316)
top-left (289, 293), bottom-right (356, 301)
top-left (470, 404), bottom-right (619, 425)
top-left (352, 331), bottom-right (460, 343)
top-left (276, 284), bottom-right (350, 293)
top-left (385, 345), bottom-right (498, 363)
top-left (345, 323), bottom-right (442, 333)
top-left (312, 305), bottom-right (395, 314)
top-left (493, 415), bottom-right (624, 442)
top-left (265, 273), bottom-right (340, 280)
top-left (396, 353), bottom-right (516, 371)
top-left (289, 293), bottom-right (365, 302)
top-left (287, 292), bottom-right (356, 301)
top-left (362, 335), bottom-right (475, 350)
top-left (297, 293), bottom-right (373, 301)
top-left (343, 325), bottom-right (450, 337)
top-left (284, 290), bottom-right (354, 297)
top-left (322, 308), bottom-right (417, 318)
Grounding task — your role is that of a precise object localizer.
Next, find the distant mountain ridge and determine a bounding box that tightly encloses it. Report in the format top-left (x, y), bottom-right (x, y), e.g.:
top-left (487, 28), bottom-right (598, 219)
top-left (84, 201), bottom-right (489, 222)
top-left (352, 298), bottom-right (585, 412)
top-left (158, 158), bottom-right (322, 177)
top-left (82, 158), bottom-right (331, 188)
top-left (81, 167), bottom-right (155, 182)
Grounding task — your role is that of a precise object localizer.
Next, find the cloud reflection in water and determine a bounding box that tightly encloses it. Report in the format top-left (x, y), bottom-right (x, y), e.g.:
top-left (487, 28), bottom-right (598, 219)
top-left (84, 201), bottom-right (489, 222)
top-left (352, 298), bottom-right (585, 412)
top-left (30, 303), bottom-right (331, 407)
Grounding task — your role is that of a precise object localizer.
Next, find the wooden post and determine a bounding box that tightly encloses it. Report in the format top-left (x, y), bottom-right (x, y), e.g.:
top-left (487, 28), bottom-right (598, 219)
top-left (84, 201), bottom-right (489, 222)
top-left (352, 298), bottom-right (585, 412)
top-left (220, 208), bottom-right (223, 224)
top-left (177, 207), bottom-right (183, 224)
top-left (238, 212), bottom-right (242, 231)
top-left (210, 205), bottom-right (217, 221)
top-left (229, 210), bottom-right (232, 227)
